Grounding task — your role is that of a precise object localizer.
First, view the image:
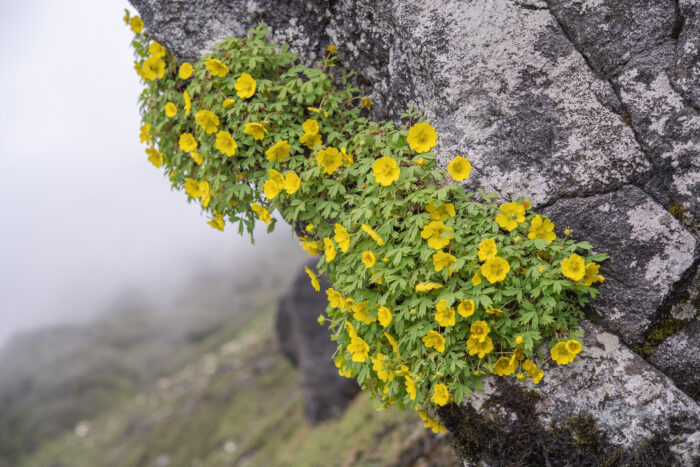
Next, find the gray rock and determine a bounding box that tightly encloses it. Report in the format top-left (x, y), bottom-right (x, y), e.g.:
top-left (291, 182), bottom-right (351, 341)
top-left (544, 185), bottom-right (699, 347)
top-left (276, 260), bottom-right (359, 424)
top-left (651, 320), bottom-right (700, 401)
top-left (676, 0), bottom-right (700, 109)
top-left (441, 322), bottom-right (700, 466)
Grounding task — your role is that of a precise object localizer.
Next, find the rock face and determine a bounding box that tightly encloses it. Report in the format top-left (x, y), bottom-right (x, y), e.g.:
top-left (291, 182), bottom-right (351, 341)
top-left (276, 260), bottom-right (359, 424)
top-left (129, 0), bottom-right (700, 463)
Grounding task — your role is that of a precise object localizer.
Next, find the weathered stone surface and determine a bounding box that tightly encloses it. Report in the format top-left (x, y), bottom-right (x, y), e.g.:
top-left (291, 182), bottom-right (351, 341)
top-left (442, 322), bottom-right (700, 466)
top-left (650, 320), bottom-right (700, 401)
top-left (544, 185), bottom-right (699, 347)
top-left (276, 260), bottom-right (360, 424)
top-left (676, 0), bottom-right (700, 109)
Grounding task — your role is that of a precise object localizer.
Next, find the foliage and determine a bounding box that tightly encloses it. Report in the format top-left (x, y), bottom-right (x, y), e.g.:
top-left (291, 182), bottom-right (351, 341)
top-left (127, 15), bottom-right (608, 427)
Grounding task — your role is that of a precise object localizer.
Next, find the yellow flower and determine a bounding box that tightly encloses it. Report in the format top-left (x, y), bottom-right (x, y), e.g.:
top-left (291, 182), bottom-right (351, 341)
top-left (178, 133), bottom-right (198, 152)
top-left (268, 169), bottom-right (285, 186)
top-left (471, 272), bottom-right (482, 286)
top-left (146, 147), bottom-right (162, 167)
top-left (384, 332), bottom-right (400, 355)
top-left (179, 62), bottom-right (193, 79)
top-left (550, 341), bottom-right (575, 365)
top-left (251, 203), bottom-right (272, 224)
top-left (300, 132), bottom-right (322, 149)
top-left (426, 202), bottom-right (456, 221)
top-left (528, 215), bottom-right (557, 244)
top-left (305, 267), bottom-right (320, 292)
top-left (302, 119), bottom-right (319, 135)
top-left (477, 239), bottom-right (498, 261)
top-left (191, 152), bottom-right (203, 165)
top-left (372, 353), bottom-right (393, 382)
top-left (361, 224), bottom-right (384, 246)
top-left (283, 172), bottom-right (301, 194)
top-left (561, 253), bottom-right (586, 281)
top-left (300, 237), bottom-right (323, 255)
top-left (235, 72), bottom-right (256, 98)
top-left (198, 181), bottom-right (210, 207)
top-left (422, 330), bottom-right (446, 353)
top-left (149, 41), bottom-right (166, 58)
top-left (420, 220), bottom-right (454, 250)
top-left (216, 131), bottom-right (237, 157)
top-left (244, 122), bottom-right (268, 141)
top-left (123, 9), bottom-right (130, 25)
top-left (317, 315), bottom-right (326, 325)
top-left (348, 336), bottom-right (370, 362)
top-left (405, 376), bottom-right (417, 400)
top-left (223, 98), bottom-right (236, 108)
top-left (204, 58), bottom-right (229, 77)
top-left (139, 123), bottom-right (151, 144)
top-left (195, 110), bottom-right (219, 134)
top-left (415, 281), bottom-right (443, 293)
top-left (129, 16), bottom-right (144, 34)
top-left (432, 383), bottom-right (449, 406)
top-left (339, 147), bottom-right (353, 167)
top-left (485, 308), bottom-right (504, 316)
top-left (467, 335), bottom-right (493, 358)
top-left (457, 299), bottom-right (475, 318)
top-left (263, 179), bottom-right (280, 199)
top-left (164, 102), bottom-right (177, 117)
top-left (352, 301), bottom-right (376, 324)
top-left (372, 157), bottom-right (400, 186)
top-left (470, 320), bottom-right (490, 342)
top-left (492, 356), bottom-right (518, 376)
top-left (495, 202), bottom-right (526, 231)
top-left (435, 300), bottom-right (455, 327)
top-left (265, 140), bottom-right (291, 162)
top-left (432, 251), bottom-right (457, 273)
top-left (326, 288), bottom-right (344, 308)
top-left (184, 90), bottom-right (191, 115)
top-left (207, 213), bottom-right (225, 231)
top-left (361, 97), bottom-right (372, 108)
top-left (522, 360), bottom-right (543, 384)
top-left (327, 44), bottom-right (338, 54)
top-left (141, 56), bottom-right (165, 80)
top-left (324, 238), bottom-right (337, 262)
top-left (480, 256), bottom-right (510, 283)
top-left (515, 335), bottom-right (524, 345)
top-left (407, 122), bottom-right (438, 153)
top-left (307, 106), bottom-right (329, 117)
top-left (378, 307), bottom-right (392, 327)
top-left (362, 251), bottom-right (376, 268)
top-left (578, 262), bottom-right (605, 286)
top-left (334, 224), bottom-right (350, 252)
top-left (567, 340), bottom-right (582, 355)
top-left (317, 147), bottom-right (343, 174)
top-left (184, 178), bottom-right (200, 198)
top-left (564, 227), bottom-right (572, 236)
top-left (448, 156), bottom-right (471, 181)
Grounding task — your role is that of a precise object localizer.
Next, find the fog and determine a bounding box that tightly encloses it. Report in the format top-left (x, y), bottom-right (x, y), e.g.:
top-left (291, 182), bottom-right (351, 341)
top-left (0, 1), bottom-right (297, 345)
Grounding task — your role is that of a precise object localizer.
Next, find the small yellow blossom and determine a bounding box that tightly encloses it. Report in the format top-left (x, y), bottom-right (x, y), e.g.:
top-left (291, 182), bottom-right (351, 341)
top-left (305, 267), bottom-right (320, 292)
top-left (283, 172), bottom-right (301, 194)
top-left (268, 169), bottom-right (285, 187)
top-left (470, 321), bottom-right (490, 342)
top-left (352, 301), bottom-right (376, 324)
top-left (378, 307), bottom-right (392, 327)
top-left (372, 157), bottom-right (400, 186)
top-left (493, 356), bottom-right (517, 376)
top-left (457, 299), bottom-right (475, 318)
top-left (195, 110), bottom-right (219, 134)
top-left (204, 58), bottom-right (229, 77)
top-left (184, 90), bottom-right (191, 115)
top-left (361, 224), bottom-right (384, 246)
top-left (265, 140), bottom-right (291, 162)
top-left (139, 123), bottom-right (151, 144)
top-left (435, 300), bottom-right (456, 327)
top-left (426, 202), bottom-right (456, 221)
top-left (191, 152), bottom-right (203, 165)
top-left (334, 224), bottom-right (351, 252)
top-left (417, 157), bottom-right (425, 166)
top-left (372, 353), bottom-right (393, 382)
top-left (306, 224), bottom-right (315, 233)
top-left (522, 359), bottom-right (543, 384)
top-left (307, 106), bottom-right (329, 117)
top-left (179, 62), bottom-right (193, 79)
top-left (244, 122), bottom-right (268, 141)
top-left (432, 383), bottom-right (449, 406)
top-left (223, 98), bottom-right (236, 108)
top-left (407, 122), bottom-right (438, 153)
top-left (326, 288), bottom-right (344, 308)
top-left (129, 16), bottom-right (144, 34)
top-left (207, 213), bottom-right (225, 231)
top-left (141, 56), bottom-right (165, 80)
top-left (480, 256), bottom-right (510, 283)
top-left (123, 9), bottom-right (130, 25)
top-left (565, 227), bottom-right (572, 236)
top-left (340, 147), bottom-right (354, 166)
top-left (317, 147), bottom-right (343, 174)
top-left (415, 281), bottom-right (443, 293)
top-left (302, 119), bottom-right (319, 135)
top-left (561, 253), bottom-right (586, 281)
top-left (179, 133), bottom-right (198, 152)
top-left (149, 41), bottom-right (166, 58)
top-left (467, 335), bottom-right (493, 358)
top-left (198, 181), bottom-right (210, 207)
top-left (146, 147), bottom-right (162, 167)
top-left (477, 239), bottom-right (498, 261)
top-left (348, 336), bottom-right (370, 362)
top-left (300, 237), bottom-right (323, 255)
top-left (251, 202), bottom-right (271, 224)
top-left (485, 308), bottom-right (504, 316)
top-left (263, 179), bottom-right (280, 199)
top-left (362, 251), bottom-right (376, 268)
top-left (495, 202), bottom-right (526, 232)
top-left (216, 131), bottom-right (237, 157)
top-left (471, 272), bottom-right (482, 286)
top-left (551, 341), bottom-right (574, 365)
top-left (234, 72), bottom-right (256, 98)
top-left (385, 332), bottom-right (400, 355)
top-left (420, 220), bottom-right (455, 250)
top-left (361, 97), bottom-right (372, 108)
top-left (324, 238), bottom-right (337, 262)
top-left (432, 251), bottom-right (457, 272)
top-left (327, 44), bottom-right (338, 54)
top-left (422, 330), bottom-right (446, 353)
top-left (317, 315), bottom-right (326, 325)
top-left (528, 215), bottom-right (557, 244)
top-left (300, 132), bottom-right (322, 149)
top-left (448, 156), bottom-right (471, 181)
top-left (515, 335), bottom-right (524, 345)
top-left (405, 376), bottom-right (417, 400)
top-left (578, 262), bottom-right (605, 286)
top-left (164, 102), bottom-right (177, 117)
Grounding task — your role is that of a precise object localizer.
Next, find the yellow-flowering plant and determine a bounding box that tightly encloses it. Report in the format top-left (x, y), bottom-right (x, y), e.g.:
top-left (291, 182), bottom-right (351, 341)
top-left (127, 18), bottom-right (607, 430)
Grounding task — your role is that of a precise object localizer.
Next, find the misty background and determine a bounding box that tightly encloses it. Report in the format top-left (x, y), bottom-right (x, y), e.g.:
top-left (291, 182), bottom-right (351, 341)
top-left (0, 0), bottom-right (298, 346)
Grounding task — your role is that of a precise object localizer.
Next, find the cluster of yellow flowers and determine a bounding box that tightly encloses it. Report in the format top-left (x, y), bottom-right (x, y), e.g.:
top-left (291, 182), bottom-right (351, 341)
top-left (128, 15), bottom-right (607, 428)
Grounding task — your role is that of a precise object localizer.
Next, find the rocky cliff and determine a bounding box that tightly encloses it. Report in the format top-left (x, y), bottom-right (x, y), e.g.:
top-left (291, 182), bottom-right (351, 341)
top-left (129, 0), bottom-right (700, 464)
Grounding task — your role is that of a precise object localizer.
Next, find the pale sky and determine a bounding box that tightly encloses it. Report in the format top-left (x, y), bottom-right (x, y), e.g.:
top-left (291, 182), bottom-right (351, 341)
top-left (0, 1), bottom-right (296, 345)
